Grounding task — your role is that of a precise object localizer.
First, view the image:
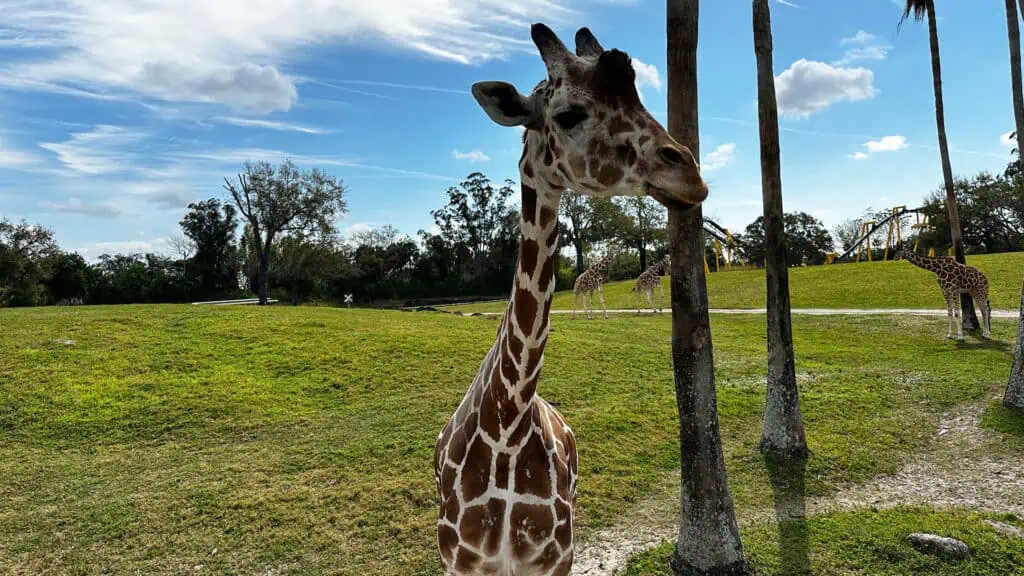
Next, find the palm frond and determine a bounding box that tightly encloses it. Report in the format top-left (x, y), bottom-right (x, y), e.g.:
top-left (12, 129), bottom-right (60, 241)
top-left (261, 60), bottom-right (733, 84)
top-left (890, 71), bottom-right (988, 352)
top-left (897, 0), bottom-right (929, 33)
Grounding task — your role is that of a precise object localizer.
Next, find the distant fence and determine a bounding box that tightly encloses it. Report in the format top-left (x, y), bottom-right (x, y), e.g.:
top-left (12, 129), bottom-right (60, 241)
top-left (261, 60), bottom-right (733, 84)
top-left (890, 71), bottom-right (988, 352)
top-left (191, 298), bottom-right (279, 306)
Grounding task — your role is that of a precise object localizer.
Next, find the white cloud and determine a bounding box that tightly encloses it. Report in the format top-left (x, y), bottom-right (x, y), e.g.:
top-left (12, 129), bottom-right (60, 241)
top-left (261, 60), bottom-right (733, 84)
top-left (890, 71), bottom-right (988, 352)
top-left (631, 58), bottom-right (661, 104)
top-left (0, 146), bottom-right (37, 167)
top-left (849, 135), bottom-right (907, 160)
top-left (1001, 131), bottom-right (1017, 148)
top-left (834, 31), bottom-right (891, 66)
top-left (775, 59), bottom-right (877, 118)
top-left (215, 116), bottom-right (329, 134)
top-left (451, 149), bottom-right (490, 162)
top-left (702, 143), bottom-right (736, 171)
top-left (631, 58), bottom-right (662, 91)
top-left (39, 125), bottom-right (147, 174)
top-left (775, 0), bottom-right (800, 7)
top-left (2, 0), bottom-right (580, 112)
top-left (864, 135), bottom-right (907, 152)
top-left (39, 197), bottom-right (122, 218)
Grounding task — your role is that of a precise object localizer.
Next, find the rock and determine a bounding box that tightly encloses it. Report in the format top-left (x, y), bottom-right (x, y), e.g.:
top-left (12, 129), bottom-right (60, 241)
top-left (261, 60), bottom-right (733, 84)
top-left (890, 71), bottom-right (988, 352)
top-left (908, 533), bottom-right (970, 559)
top-left (985, 520), bottom-right (1024, 540)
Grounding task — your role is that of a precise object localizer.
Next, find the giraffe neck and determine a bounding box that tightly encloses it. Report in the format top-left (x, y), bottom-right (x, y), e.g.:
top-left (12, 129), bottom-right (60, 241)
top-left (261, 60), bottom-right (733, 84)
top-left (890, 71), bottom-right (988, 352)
top-left (486, 151), bottom-right (561, 418)
top-left (906, 252), bottom-right (940, 273)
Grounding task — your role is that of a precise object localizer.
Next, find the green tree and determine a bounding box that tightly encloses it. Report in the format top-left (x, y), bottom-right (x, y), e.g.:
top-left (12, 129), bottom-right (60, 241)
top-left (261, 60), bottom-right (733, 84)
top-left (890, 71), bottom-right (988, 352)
top-left (46, 252), bottom-right (91, 302)
top-left (224, 159), bottom-right (348, 305)
top-left (617, 196), bottom-right (666, 271)
top-left (180, 198), bottom-right (240, 300)
top-left (0, 218), bottom-right (59, 307)
top-left (899, 0), bottom-right (979, 330)
top-left (559, 190), bottom-right (624, 275)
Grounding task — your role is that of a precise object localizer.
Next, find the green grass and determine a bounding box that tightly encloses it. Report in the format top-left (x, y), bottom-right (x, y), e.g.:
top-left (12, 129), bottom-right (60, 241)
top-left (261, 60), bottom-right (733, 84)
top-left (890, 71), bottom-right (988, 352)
top-left (622, 508), bottom-right (1024, 576)
top-left (445, 252), bottom-right (1024, 313)
top-left (0, 305), bottom-right (1019, 574)
top-left (981, 402), bottom-right (1024, 439)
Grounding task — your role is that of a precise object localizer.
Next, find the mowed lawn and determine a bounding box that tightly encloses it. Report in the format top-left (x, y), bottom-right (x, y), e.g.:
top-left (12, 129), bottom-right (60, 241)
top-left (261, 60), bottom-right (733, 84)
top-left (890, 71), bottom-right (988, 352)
top-left (0, 305), bottom-right (1022, 574)
top-left (444, 252), bottom-right (1024, 314)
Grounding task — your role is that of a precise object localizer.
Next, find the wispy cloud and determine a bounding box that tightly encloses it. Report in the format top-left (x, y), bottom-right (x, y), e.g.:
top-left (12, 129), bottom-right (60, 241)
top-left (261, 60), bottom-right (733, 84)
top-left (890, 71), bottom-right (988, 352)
top-left (833, 31), bottom-right (892, 66)
top-left (74, 237), bottom-right (173, 260)
top-left (451, 149), bottom-right (490, 162)
top-left (775, 0), bottom-right (800, 7)
top-left (702, 143), bottom-right (736, 171)
top-left (39, 197), bottom-right (122, 218)
top-left (864, 135), bottom-right (908, 152)
top-left (2, 0), bottom-right (577, 111)
top-left (313, 79), bottom-right (469, 95)
top-left (1001, 131), bottom-right (1016, 148)
top-left (775, 59), bottom-right (877, 118)
top-left (38, 125), bottom-right (148, 175)
top-left (215, 116), bottom-right (330, 134)
top-left (180, 147), bottom-right (460, 181)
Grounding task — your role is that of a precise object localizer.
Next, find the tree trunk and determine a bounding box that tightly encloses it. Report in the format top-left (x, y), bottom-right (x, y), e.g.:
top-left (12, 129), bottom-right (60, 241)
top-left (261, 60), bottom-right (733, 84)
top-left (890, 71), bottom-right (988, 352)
top-left (258, 254), bottom-right (270, 305)
top-left (1005, 275), bottom-right (1024, 407)
top-left (667, 1), bottom-right (748, 573)
top-left (640, 241), bottom-right (648, 272)
top-left (574, 241), bottom-right (586, 276)
top-left (753, 0), bottom-right (809, 459)
top-left (926, 1), bottom-right (979, 330)
top-left (1006, 0), bottom-right (1024, 174)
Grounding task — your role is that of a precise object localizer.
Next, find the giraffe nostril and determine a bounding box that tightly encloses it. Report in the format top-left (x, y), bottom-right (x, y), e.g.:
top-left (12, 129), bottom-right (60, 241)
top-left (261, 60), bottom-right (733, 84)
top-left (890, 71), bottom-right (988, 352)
top-left (657, 146), bottom-right (685, 167)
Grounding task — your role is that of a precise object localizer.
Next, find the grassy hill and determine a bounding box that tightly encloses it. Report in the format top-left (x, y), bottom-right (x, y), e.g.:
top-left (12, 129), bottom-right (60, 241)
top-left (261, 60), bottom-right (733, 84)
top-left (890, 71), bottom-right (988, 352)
top-left (444, 252), bottom-right (1024, 314)
top-left (1, 305), bottom-right (1021, 574)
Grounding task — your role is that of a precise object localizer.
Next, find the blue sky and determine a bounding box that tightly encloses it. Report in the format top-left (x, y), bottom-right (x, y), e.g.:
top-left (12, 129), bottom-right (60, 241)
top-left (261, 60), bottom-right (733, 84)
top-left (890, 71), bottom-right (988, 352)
top-left (0, 0), bottom-right (1017, 259)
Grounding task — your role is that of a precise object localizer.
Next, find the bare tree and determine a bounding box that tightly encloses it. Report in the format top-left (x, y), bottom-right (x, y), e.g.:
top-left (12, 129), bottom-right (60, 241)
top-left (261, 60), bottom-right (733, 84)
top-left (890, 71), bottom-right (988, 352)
top-left (1005, 276), bottom-right (1024, 407)
top-left (666, 0), bottom-right (748, 573)
top-left (224, 159), bottom-right (348, 305)
top-left (753, 0), bottom-right (808, 458)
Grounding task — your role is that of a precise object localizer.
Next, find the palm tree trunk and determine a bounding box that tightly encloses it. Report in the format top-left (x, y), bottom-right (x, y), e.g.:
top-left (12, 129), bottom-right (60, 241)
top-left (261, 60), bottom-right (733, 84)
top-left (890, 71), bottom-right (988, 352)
top-left (1005, 275), bottom-right (1024, 407)
top-left (753, 0), bottom-right (808, 459)
top-left (926, 1), bottom-right (979, 330)
top-left (666, 1), bottom-right (747, 573)
top-left (1007, 0), bottom-right (1024, 171)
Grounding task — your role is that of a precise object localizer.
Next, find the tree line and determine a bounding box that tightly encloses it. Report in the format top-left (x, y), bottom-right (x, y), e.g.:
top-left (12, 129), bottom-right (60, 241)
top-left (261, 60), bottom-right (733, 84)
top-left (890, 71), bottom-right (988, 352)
top-left (5, 155), bottom-right (1022, 309)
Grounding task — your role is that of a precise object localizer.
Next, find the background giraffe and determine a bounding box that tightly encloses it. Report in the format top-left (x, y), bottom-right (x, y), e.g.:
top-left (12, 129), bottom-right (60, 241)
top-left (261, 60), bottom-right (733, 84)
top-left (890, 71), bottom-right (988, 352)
top-left (896, 247), bottom-right (991, 340)
top-left (632, 253), bottom-right (670, 314)
top-left (572, 251), bottom-right (615, 320)
top-left (434, 23), bottom-right (708, 576)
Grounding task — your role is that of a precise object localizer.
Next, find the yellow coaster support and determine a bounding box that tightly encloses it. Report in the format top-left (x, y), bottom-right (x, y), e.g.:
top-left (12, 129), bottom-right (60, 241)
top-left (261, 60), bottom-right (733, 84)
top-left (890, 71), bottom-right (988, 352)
top-left (883, 206), bottom-right (906, 261)
top-left (856, 220), bottom-right (876, 262)
top-left (911, 213), bottom-right (930, 253)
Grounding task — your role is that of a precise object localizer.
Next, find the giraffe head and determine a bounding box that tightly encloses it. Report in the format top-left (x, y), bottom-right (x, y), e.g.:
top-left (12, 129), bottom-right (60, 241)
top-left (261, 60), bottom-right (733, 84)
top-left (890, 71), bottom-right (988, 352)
top-left (471, 23), bottom-right (708, 210)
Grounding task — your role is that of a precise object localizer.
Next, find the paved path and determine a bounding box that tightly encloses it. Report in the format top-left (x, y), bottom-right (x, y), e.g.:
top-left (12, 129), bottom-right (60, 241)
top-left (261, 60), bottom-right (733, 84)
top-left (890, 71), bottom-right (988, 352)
top-left (441, 307), bottom-right (1019, 319)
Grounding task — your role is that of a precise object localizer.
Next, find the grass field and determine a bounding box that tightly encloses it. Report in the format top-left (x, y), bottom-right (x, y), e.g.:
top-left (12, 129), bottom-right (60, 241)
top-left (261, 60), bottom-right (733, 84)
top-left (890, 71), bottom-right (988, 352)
top-left (443, 252), bottom-right (1024, 314)
top-left (1, 304), bottom-right (1022, 574)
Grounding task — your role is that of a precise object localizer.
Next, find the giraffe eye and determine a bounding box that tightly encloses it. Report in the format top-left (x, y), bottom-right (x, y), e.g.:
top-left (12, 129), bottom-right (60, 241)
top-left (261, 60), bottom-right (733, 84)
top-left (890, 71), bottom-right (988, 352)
top-left (553, 107), bottom-right (588, 130)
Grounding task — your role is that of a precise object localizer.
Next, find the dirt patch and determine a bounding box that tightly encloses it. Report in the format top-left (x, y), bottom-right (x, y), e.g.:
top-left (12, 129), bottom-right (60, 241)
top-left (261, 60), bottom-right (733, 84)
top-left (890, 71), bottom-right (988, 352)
top-left (570, 396), bottom-right (1023, 576)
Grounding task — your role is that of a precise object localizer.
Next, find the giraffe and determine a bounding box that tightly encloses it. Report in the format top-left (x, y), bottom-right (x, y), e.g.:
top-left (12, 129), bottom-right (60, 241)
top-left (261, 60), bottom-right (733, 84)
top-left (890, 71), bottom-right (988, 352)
top-left (895, 247), bottom-right (992, 340)
top-left (572, 251), bottom-right (615, 320)
top-left (632, 254), bottom-right (670, 314)
top-left (434, 23), bottom-right (708, 576)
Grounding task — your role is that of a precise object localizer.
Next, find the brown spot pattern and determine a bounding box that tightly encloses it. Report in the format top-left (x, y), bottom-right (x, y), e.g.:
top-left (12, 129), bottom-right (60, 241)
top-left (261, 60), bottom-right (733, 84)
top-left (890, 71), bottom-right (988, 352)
top-left (510, 503), bottom-right (555, 557)
top-left (495, 453), bottom-right (510, 489)
top-left (607, 115), bottom-right (633, 136)
top-left (520, 239), bottom-right (539, 277)
top-left (460, 498), bottom-right (507, 555)
top-left (455, 546), bottom-right (482, 572)
top-left (438, 524), bottom-right (459, 563)
top-left (514, 286), bottom-right (537, 336)
top-left (521, 185), bottom-right (537, 224)
top-left (514, 432), bottom-right (552, 498)
top-left (539, 206), bottom-right (556, 230)
top-left (597, 163), bottom-right (623, 187)
top-left (461, 436), bottom-right (492, 502)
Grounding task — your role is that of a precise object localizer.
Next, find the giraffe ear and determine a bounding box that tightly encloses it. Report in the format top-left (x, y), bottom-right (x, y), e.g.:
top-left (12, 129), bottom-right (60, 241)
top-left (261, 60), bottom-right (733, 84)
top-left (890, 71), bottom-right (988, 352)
top-left (471, 81), bottom-right (535, 127)
top-left (575, 27), bottom-right (604, 58)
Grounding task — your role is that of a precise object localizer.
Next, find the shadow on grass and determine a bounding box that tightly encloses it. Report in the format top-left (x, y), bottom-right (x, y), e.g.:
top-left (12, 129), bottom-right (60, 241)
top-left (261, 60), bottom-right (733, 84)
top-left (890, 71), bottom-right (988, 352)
top-left (954, 336), bottom-right (1013, 354)
top-left (763, 454), bottom-right (811, 576)
top-left (980, 402), bottom-right (1024, 438)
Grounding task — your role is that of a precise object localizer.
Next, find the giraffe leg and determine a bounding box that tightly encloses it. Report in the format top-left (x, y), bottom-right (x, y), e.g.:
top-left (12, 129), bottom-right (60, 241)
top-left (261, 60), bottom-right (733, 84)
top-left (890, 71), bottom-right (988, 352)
top-left (658, 283), bottom-right (666, 313)
top-left (572, 290), bottom-right (578, 320)
top-left (598, 286), bottom-right (608, 319)
top-left (585, 290), bottom-right (593, 320)
top-left (634, 288), bottom-right (641, 315)
top-left (954, 295), bottom-right (964, 342)
top-left (944, 293), bottom-right (956, 340)
top-left (644, 288), bottom-right (655, 313)
top-left (976, 291), bottom-right (991, 339)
